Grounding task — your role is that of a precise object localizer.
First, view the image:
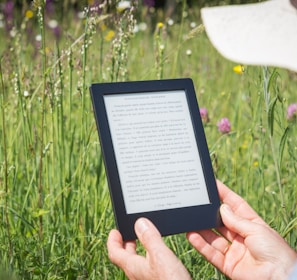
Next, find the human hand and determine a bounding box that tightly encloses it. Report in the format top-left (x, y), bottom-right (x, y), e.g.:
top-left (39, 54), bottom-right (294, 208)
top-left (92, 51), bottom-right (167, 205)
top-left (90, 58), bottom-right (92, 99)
top-left (107, 217), bottom-right (191, 280)
top-left (187, 180), bottom-right (297, 280)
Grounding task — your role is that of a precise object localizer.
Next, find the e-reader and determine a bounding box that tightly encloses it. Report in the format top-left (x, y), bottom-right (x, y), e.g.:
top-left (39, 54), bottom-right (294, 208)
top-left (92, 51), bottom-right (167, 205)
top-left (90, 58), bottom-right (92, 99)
top-left (90, 78), bottom-right (223, 240)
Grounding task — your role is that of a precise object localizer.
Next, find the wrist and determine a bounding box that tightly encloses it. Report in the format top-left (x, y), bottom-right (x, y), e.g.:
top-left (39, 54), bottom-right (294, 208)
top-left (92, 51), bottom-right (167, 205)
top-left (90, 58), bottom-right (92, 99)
top-left (273, 249), bottom-right (297, 280)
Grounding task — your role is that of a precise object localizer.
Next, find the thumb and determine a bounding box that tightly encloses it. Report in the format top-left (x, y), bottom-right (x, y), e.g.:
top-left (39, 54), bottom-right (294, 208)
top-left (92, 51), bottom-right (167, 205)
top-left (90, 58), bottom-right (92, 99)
top-left (134, 218), bottom-right (167, 252)
top-left (220, 204), bottom-right (259, 238)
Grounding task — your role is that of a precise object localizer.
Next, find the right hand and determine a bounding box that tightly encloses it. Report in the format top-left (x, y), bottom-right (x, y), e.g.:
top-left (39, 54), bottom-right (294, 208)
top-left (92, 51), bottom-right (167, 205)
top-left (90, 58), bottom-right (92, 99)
top-left (187, 180), bottom-right (297, 280)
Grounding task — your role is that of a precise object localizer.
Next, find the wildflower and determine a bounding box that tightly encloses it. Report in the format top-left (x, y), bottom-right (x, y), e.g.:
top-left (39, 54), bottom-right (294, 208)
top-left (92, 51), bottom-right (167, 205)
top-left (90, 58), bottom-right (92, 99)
top-left (200, 108), bottom-right (209, 123)
top-left (287, 103), bottom-right (297, 120)
top-left (0, 13), bottom-right (4, 28)
top-left (35, 34), bottom-right (42, 41)
top-left (48, 19), bottom-right (58, 29)
top-left (186, 49), bottom-right (192, 56)
top-left (77, 11), bottom-right (85, 19)
top-left (9, 28), bottom-right (16, 38)
top-left (138, 22), bottom-right (147, 32)
top-left (233, 65), bottom-right (245, 74)
top-left (143, 0), bottom-right (155, 8)
top-left (25, 10), bottom-right (34, 19)
top-left (23, 90), bottom-right (30, 97)
top-left (190, 22), bottom-right (197, 28)
top-left (45, 0), bottom-right (55, 16)
top-left (167, 18), bottom-right (174, 26)
top-left (157, 22), bottom-right (164, 29)
top-left (100, 23), bottom-right (107, 31)
top-left (104, 30), bottom-right (115, 41)
top-left (117, 1), bottom-right (131, 12)
top-left (240, 140), bottom-right (248, 150)
top-left (217, 118), bottom-right (231, 134)
top-left (47, 19), bottom-right (60, 39)
top-left (3, 0), bottom-right (14, 32)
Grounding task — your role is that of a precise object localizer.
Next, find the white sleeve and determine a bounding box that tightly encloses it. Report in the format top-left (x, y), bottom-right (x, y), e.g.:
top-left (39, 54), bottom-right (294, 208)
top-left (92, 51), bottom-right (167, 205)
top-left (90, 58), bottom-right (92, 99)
top-left (288, 262), bottom-right (297, 280)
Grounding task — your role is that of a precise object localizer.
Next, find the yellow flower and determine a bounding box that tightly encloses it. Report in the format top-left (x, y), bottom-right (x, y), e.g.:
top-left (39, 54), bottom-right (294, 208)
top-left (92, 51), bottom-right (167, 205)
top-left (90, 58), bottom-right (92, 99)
top-left (233, 65), bottom-right (245, 74)
top-left (253, 161), bottom-right (259, 167)
top-left (25, 10), bottom-right (34, 19)
top-left (241, 140), bottom-right (248, 150)
top-left (100, 23), bottom-right (107, 32)
top-left (157, 22), bottom-right (164, 29)
top-left (104, 30), bottom-right (115, 42)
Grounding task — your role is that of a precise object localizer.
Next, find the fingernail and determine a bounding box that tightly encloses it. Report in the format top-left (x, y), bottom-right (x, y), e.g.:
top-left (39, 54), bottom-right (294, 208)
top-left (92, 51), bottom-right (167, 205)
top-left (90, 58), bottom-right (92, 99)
top-left (135, 218), bottom-right (149, 235)
top-left (221, 204), bottom-right (232, 214)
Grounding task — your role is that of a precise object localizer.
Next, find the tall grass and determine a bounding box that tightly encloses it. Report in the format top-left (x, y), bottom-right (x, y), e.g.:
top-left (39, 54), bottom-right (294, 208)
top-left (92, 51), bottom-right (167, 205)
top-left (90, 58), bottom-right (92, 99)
top-left (0, 1), bottom-right (296, 279)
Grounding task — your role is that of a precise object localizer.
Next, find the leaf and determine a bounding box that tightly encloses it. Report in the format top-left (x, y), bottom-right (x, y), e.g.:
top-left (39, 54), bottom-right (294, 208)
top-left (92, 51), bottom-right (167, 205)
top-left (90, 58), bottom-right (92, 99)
top-left (279, 126), bottom-right (290, 167)
top-left (267, 68), bottom-right (278, 93)
top-left (32, 209), bottom-right (49, 218)
top-left (267, 96), bottom-right (278, 136)
top-left (282, 217), bottom-right (297, 238)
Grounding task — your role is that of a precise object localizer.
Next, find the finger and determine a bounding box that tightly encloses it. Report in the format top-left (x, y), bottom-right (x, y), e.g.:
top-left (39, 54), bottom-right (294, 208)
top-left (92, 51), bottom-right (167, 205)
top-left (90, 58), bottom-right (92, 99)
top-left (107, 229), bottom-right (137, 266)
top-left (134, 218), bottom-right (168, 253)
top-left (194, 229), bottom-right (231, 255)
top-left (124, 240), bottom-right (137, 254)
top-left (135, 218), bottom-right (192, 280)
top-left (216, 180), bottom-right (266, 225)
top-left (216, 225), bottom-right (237, 243)
top-left (220, 203), bottom-right (261, 238)
top-left (107, 229), bottom-right (151, 280)
top-left (187, 231), bottom-right (225, 269)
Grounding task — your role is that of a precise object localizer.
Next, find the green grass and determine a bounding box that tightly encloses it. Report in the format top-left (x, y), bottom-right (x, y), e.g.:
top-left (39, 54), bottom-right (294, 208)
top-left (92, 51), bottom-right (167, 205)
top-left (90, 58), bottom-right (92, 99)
top-left (0, 2), bottom-right (296, 279)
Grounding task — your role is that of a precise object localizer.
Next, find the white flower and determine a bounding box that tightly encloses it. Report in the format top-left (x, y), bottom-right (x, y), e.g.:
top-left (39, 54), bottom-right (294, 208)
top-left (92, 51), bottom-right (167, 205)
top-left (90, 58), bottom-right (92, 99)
top-left (48, 19), bottom-right (58, 29)
top-left (9, 28), bottom-right (17, 38)
top-left (24, 90), bottom-right (30, 97)
top-left (117, 1), bottom-right (131, 12)
top-left (186, 49), bottom-right (192, 56)
top-left (77, 11), bottom-right (85, 19)
top-left (167, 18), bottom-right (174, 26)
top-left (133, 25), bottom-right (139, 33)
top-left (138, 22), bottom-right (147, 31)
top-left (35, 34), bottom-right (42, 41)
top-left (190, 22), bottom-right (197, 28)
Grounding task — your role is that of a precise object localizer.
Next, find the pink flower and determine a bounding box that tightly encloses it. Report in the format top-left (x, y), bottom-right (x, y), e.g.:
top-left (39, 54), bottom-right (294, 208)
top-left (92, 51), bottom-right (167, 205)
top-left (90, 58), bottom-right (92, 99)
top-left (217, 118), bottom-right (231, 134)
top-left (200, 108), bottom-right (209, 123)
top-left (287, 103), bottom-right (297, 120)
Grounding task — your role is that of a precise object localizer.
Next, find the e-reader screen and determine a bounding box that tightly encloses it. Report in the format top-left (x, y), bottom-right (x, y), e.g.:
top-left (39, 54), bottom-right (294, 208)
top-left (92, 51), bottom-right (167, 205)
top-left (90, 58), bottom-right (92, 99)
top-left (103, 90), bottom-right (210, 214)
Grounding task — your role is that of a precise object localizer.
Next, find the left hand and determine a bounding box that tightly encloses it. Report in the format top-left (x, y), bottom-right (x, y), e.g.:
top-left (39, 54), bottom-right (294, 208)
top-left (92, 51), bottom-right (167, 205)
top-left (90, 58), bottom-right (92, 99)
top-left (107, 217), bottom-right (192, 280)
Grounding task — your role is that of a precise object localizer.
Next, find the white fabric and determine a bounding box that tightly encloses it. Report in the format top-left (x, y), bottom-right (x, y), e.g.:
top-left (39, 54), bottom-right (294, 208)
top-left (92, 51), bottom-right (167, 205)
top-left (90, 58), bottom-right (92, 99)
top-left (201, 0), bottom-right (297, 72)
top-left (288, 262), bottom-right (297, 280)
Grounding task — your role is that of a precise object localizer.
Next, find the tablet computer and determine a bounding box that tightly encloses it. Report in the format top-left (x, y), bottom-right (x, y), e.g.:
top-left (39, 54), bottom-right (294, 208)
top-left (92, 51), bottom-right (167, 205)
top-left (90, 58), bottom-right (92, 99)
top-left (90, 78), bottom-right (222, 240)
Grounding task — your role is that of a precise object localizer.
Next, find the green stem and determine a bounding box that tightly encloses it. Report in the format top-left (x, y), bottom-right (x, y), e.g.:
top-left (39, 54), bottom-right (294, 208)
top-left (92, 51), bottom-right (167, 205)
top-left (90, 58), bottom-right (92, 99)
top-left (38, 4), bottom-right (47, 244)
top-left (171, 0), bottom-right (186, 76)
top-left (0, 56), bottom-right (13, 266)
top-left (262, 67), bottom-right (287, 222)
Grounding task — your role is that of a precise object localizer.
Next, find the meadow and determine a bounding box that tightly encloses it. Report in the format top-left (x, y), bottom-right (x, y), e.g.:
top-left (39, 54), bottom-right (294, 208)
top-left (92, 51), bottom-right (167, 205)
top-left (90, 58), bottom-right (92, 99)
top-left (0, 1), bottom-right (296, 279)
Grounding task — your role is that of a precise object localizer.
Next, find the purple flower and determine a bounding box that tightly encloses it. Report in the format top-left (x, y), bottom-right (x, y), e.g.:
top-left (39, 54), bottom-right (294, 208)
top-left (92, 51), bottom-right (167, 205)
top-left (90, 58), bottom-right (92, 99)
top-left (143, 0), bottom-right (155, 8)
top-left (45, 0), bottom-right (55, 16)
top-left (217, 118), bottom-right (231, 134)
top-left (200, 108), bottom-right (209, 123)
top-left (3, 0), bottom-right (14, 32)
top-left (287, 103), bottom-right (297, 120)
